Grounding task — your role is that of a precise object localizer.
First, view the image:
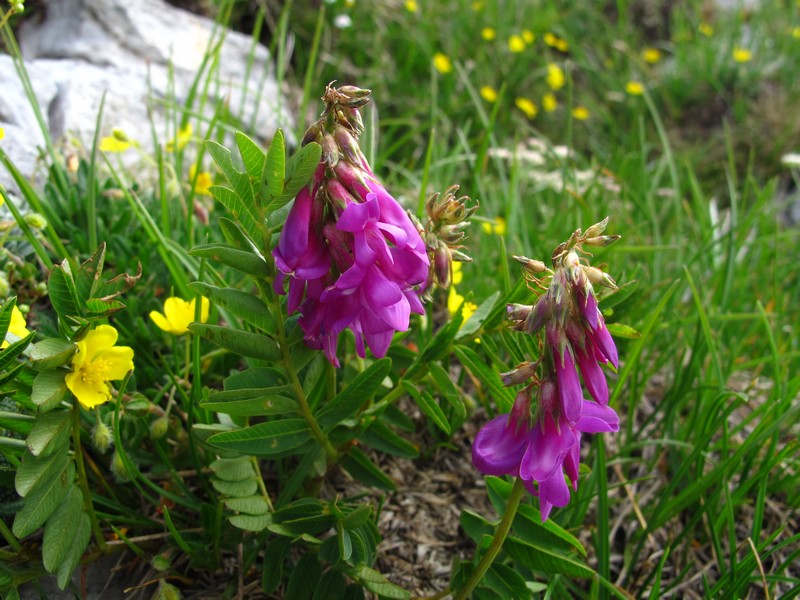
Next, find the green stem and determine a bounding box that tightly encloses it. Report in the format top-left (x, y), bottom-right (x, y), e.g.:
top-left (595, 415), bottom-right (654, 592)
top-left (0, 515), bottom-right (21, 552)
top-left (72, 402), bottom-right (108, 553)
top-left (452, 478), bottom-right (526, 600)
top-left (267, 288), bottom-right (338, 463)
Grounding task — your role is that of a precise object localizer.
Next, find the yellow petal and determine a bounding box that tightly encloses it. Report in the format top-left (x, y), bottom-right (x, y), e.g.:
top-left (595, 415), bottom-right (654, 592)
top-left (97, 346), bottom-right (134, 380)
top-left (149, 310), bottom-right (176, 334)
top-left (66, 371), bottom-right (111, 410)
top-left (79, 325), bottom-right (119, 361)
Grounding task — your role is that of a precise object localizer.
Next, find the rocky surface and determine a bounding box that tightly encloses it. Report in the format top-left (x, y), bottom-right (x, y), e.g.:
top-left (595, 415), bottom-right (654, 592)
top-left (0, 0), bottom-right (293, 193)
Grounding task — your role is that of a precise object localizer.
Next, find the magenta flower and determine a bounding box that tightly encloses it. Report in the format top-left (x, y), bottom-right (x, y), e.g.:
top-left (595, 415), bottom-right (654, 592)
top-left (272, 85), bottom-right (429, 367)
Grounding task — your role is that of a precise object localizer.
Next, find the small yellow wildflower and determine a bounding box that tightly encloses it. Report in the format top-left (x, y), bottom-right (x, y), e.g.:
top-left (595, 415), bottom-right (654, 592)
top-left (433, 52), bottom-right (453, 74)
top-left (100, 128), bottom-right (134, 153)
top-left (572, 106), bottom-right (590, 121)
top-left (481, 216), bottom-right (507, 235)
top-left (0, 127), bottom-right (4, 141)
top-left (190, 164), bottom-right (213, 196)
top-left (404, 0), bottom-right (418, 12)
top-left (481, 27), bottom-right (496, 41)
top-left (515, 97), bottom-right (538, 119)
top-left (447, 286), bottom-right (477, 323)
top-left (471, 1), bottom-right (484, 10)
top-left (166, 123), bottom-right (193, 152)
top-left (150, 296), bottom-right (210, 336)
top-left (344, 0), bottom-right (354, 7)
top-left (625, 81), bottom-right (645, 96)
top-left (792, 27), bottom-right (800, 40)
top-left (642, 47), bottom-right (662, 64)
top-left (2, 306), bottom-right (30, 349)
top-left (732, 47), bottom-right (752, 63)
top-left (65, 325), bottom-right (134, 410)
top-left (542, 93), bottom-right (558, 112)
top-left (522, 29), bottom-right (535, 44)
top-left (556, 38), bottom-right (569, 52)
top-left (480, 86), bottom-right (498, 103)
top-left (698, 22), bottom-right (714, 37)
top-left (508, 35), bottom-right (526, 53)
top-left (452, 261), bottom-right (464, 286)
top-left (546, 63), bottom-right (565, 90)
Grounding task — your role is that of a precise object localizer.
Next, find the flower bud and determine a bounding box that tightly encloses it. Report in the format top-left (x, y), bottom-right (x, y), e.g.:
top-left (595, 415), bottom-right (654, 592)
top-left (321, 134), bottom-right (339, 168)
top-left (539, 378), bottom-right (558, 414)
top-left (434, 244), bottom-right (451, 288)
top-left (513, 255), bottom-right (548, 276)
top-left (110, 450), bottom-right (131, 482)
top-left (509, 387), bottom-right (533, 433)
top-left (92, 420), bottom-right (113, 454)
top-left (0, 273), bottom-right (9, 298)
top-left (501, 361), bottom-right (538, 386)
top-left (152, 553), bottom-right (171, 572)
top-left (149, 416), bottom-right (169, 440)
top-left (583, 266), bottom-right (617, 289)
top-left (301, 123), bottom-right (323, 147)
top-left (334, 125), bottom-right (363, 166)
top-left (583, 216), bottom-right (609, 239)
top-left (526, 295), bottom-right (551, 335)
top-left (23, 212), bottom-right (48, 230)
top-left (583, 234), bottom-right (621, 247)
top-left (152, 579), bottom-right (181, 600)
top-left (506, 303), bottom-right (532, 323)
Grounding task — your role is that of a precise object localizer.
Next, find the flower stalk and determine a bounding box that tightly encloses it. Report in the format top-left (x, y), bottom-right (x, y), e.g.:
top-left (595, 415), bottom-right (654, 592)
top-left (72, 401), bottom-right (108, 553)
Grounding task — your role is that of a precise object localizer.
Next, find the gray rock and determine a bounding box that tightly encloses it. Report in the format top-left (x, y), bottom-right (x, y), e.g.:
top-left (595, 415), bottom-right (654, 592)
top-left (1, 0), bottom-right (293, 193)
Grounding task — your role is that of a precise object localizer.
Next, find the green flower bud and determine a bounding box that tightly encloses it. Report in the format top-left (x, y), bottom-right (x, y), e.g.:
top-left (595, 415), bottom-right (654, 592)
top-left (23, 212), bottom-right (48, 230)
top-left (149, 415), bottom-right (169, 440)
top-left (0, 273), bottom-right (9, 298)
top-left (152, 553), bottom-right (171, 572)
top-left (152, 580), bottom-right (182, 600)
top-left (92, 420), bottom-right (113, 454)
top-left (110, 450), bottom-right (131, 482)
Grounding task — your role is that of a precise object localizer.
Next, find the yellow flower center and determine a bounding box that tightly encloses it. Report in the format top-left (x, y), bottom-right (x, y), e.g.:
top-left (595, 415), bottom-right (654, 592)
top-left (79, 357), bottom-right (112, 386)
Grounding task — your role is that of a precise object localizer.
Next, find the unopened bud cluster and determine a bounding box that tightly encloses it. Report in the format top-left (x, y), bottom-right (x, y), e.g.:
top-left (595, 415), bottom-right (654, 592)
top-left (423, 185), bottom-right (478, 291)
top-left (472, 218), bottom-right (621, 521)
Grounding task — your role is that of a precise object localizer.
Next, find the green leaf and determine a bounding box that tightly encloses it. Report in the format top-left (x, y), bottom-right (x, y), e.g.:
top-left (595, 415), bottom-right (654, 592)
top-left (189, 282), bottom-right (276, 333)
top-left (236, 132), bottom-right (266, 179)
top-left (210, 457), bottom-right (256, 482)
top-left (31, 369), bottom-right (69, 412)
top-left (360, 421), bottom-right (418, 459)
top-left (454, 346), bottom-right (514, 412)
top-left (262, 537), bottom-right (290, 594)
top-left (224, 367), bottom-right (284, 391)
top-left (207, 419), bottom-right (312, 457)
top-left (13, 461), bottom-right (74, 538)
top-left (15, 449), bottom-right (69, 497)
top-left (407, 319), bottom-right (461, 378)
top-left (504, 536), bottom-right (595, 578)
top-left (286, 554), bottom-right (322, 600)
top-left (598, 280), bottom-right (638, 310)
top-left (200, 394), bottom-right (298, 417)
top-left (401, 381), bottom-right (451, 435)
top-left (484, 563), bottom-right (531, 600)
top-left (338, 527), bottom-right (353, 561)
top-left (341, 505), bottom-right (372, 530)
top-left (206, 140), bottom-right (263, 245)
top-left (74, 244), bottom-right (106, 307)
top-left (28, 338), bottom-right (76, 371)
top-left (0, 296), bottom-right (17, 336)
top-left (55, 512), bottom-right (90, 590)
top-left (514, 503), bottom-right (586, 557)
top-left (230, 513), bottom-right (273, 532)
top-left (459, 509), bottom-right (494, 543)
top-left (341, 447), bottom-right (396, 491)
top-left (219, 217), bottom-right (255, 249)
top-left (312, 570), bottom-right (347, 600)
top-left (351, 565), bottom-right (410, 599)
top-left (457, 291), bottom-right (501, 340)
top-left (264, 129), bottom-right (286, 199)
top-left (25, 410), bottom-right (71, 457)
top-left (190, 243), bottom-right (270, 277)
top-left (428, 362), bottom-right (467, 430)
top-left (0, 331), bottom-right (34, 371)
top-left (317, 358), bottom-right (391, 428)
top-left (48, 261), bottom-right (80, 323)
top-left (224, 495), bottom-right (271, 515)
top-left (42, 484), bottom-right (82, 572)
top-left (269, 142), bottom-right (322, 213)
top-left (84, 297), bottom-right (126, 316)
top-left (189, 324), bottom-right (280, 361)
top-left (605, 322), bottom-right (641, 339)
top-left (212, 477), bottom-right (258, 497)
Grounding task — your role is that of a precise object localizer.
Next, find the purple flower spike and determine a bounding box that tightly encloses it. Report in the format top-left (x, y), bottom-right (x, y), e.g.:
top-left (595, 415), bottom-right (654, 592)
top-left (472, 414), bottom-right (529, 476)
top-left (574, 342), bottom-right (609, 406)
top-left (588, 320), bottom-right (619, 368)
top-left (519, 412), bottom-right (577, 483)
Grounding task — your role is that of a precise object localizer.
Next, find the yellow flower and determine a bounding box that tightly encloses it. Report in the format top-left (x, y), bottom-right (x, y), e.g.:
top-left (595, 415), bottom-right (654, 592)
top-left (480, 86), bottom-right (498, 103)
top-left (481, 27), bottom-right (496, 41)
top-left (542, 93), bottom-right (558, 112)
top-left (522, 29), bottom-right (535, 44)
top-left (166, 123), bottom-right (193, 152)
top-left (451, 261), bottom-right (464, 286)
top-left (471, 1), bottom-right (484, 10)
top-left (190, 164), bottom-right (213, 196)
top-left (572, 106), bottom-right (590, 120)
top-left (793, 27), bottom-right (800, 39)
top-left (508, 35), bottom-right (525, 53)
top-left (447, 286), bottom-right (477, 323)
top-left (2, 306), bottom-right (30, 349)
top-left (481, 216), bottom-right (507, 235)
top-left (433, 52), bottom-right (453, 74)
top-left (732, 47), bottom-right (752, 63)
top-left (515, 97), bottom-right (538, 119)
top-left (625, 81), bottom-right (645, 96)
top-left (642, 47), bottom-right (661, 63)
top-left (556, 38), bottom-right (569, 52)
top-left (149, 296), bottom-right (210, 336)
top-left (0, 127), bottom-right (4, 141)
top-left (65, 325), bottom-right (134, 410)
top-left (698, 22), bottom-right (714, 37)
top-left (546, 63), bottom-right (565, 90)
top-left (404, 0), bottom-right (418, 12)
